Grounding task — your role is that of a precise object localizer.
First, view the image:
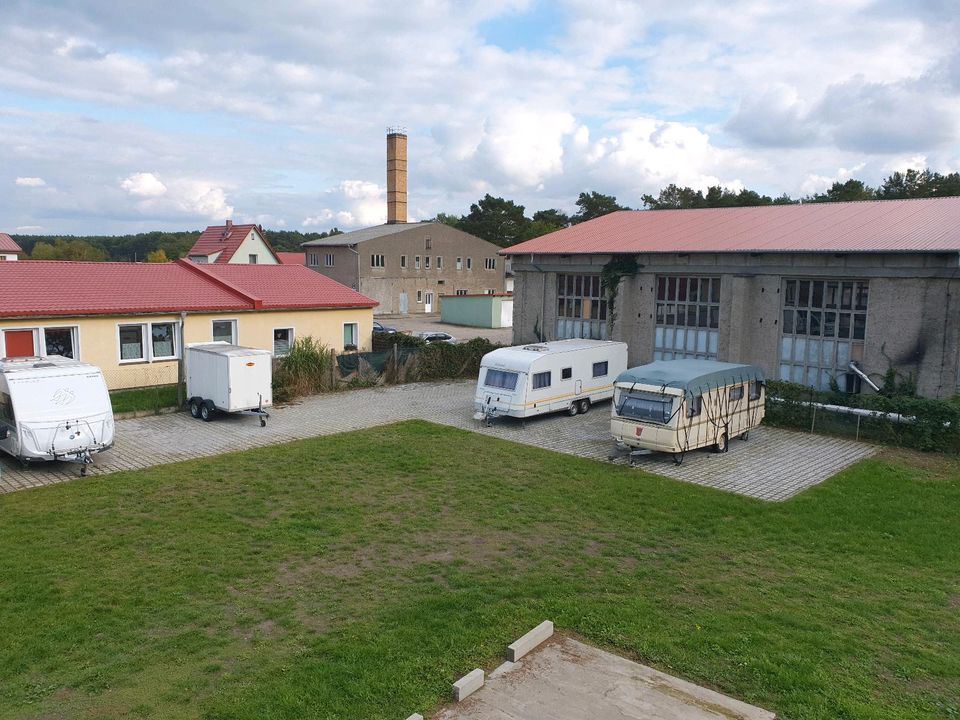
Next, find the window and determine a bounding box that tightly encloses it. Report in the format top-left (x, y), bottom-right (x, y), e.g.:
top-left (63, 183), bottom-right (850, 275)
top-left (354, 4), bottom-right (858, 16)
top-left (118, 324), bottom-right (146, 361)
top-left (617, 391), bottom-right (673, 424)
top-left (425, 237), bottom-right (432, 250)
top-left (466, 257), bottom-right (473, 270)
top-left (400, 255), bottom-right (407, 269)
top-left (212, 319), bottom-right (237, 344)
top-left (190, 255), bottom-right (208, 264)
top-left (343, 323), bottom-right (358, 349)
top-left (482, 288), bottom-right (493, 295)
top-left (324, 253), bottom-right (335, 268)
top-left (415, 255), bottom-right (421, 270)
top-left (561, 367), bottom-right (573, 380)
top-left (556, 274), bottom-right (608, 340)
top-left (654, 276), bottom-right (721, 360)
top-left (151, 323), bottom-right (177, 359)
top-left (43, 327), bottom-right (77, 359)
top-left (532, 371), bottom-right (551, 389)
top-left (456, 257), bottom-right (463, 270)
top-left (592, 361), bottom-right (608, 378)
top-left (371, 254), bottom-right (385, 268)
top-left (249, 254), bottom-right (258, 264)
top-left (729, 385), bottom-right (744, 401)
top-left (436, 256), bottom-right (443, 270)
top-left (485, 369), bottom-right (519, 390)
top-left (416, 290), bottom-right (423, 303)
top-left (307, 252), bottom-right (320, 267)
top-left (749, 381), bottom-right (763, 400)
top-left (687, 395), bottom-right (702, 418)
top-left (425, 256), bottom-right (431, 269)
top-left (485, 258), bottom-right (496, 270)
top-left (0, 390), bottom-right (14, 425)
top-left (780, 279), bottom-right (869, 391)
top-left (273, 328), bottom-right (294, 356)
top-left (456, 289), bottom-right (468, 296)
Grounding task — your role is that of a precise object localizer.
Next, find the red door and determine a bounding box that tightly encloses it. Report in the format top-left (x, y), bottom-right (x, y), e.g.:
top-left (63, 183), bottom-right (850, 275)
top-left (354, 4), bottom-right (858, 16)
top-left (4, 330), bottom-right (35, 358)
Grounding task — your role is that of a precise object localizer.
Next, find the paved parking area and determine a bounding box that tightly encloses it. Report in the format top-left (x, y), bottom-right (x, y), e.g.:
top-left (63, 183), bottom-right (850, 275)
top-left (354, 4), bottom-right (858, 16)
top-left (380, 312), bottom-right (513, 345)
top-left (435, 634), bottom-right (774, 720)
top-left (0, 380), bottom-right (875, 500)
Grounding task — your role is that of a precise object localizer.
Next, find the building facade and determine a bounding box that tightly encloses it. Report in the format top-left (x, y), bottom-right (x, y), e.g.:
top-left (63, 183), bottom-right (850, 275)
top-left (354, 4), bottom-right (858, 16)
top-left (187, 222), bottom-right (280, 265)
top-left (0, 233), bottom-right (23, 261)
top-left (0, 260), bottom-right (376, 390)
top-left (302, 222), bottom-right (506, 315)
top-left (506, 199), bottom-right (960, 398)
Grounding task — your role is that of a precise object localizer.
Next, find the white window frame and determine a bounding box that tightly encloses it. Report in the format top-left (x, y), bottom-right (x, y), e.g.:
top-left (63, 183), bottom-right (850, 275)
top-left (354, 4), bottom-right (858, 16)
top-left (211, 318), bottom-right (238, 344)
top-left (307, 252), bottom-right (320, 267)
top-left (248, 254), bottom-right (258, 264)
top-left (150, 322), bottom-right (178, 361)
top-left (400, 254), bottom-right (407, 269)
top-left (0, 327), bottom-right (39, 358)
top-left (324, 253), bottom-right (335, 268)
top-left (416, 290), bottom-right (423, 303)
top-left (117, 321), bottom-right (180, 364)
top-left (485, 257), bottom-right (496, 270)
top-left (415, 255), bottom-right (421, 270)
top-left (466, 257), bottom-right (473, 270)
top-left (40, 326), bottom-right (81, 360)
top-left (455, 289), bottom-right (468, 296)
top-left (273, 327), bottom-right (295, 357)
top-left (436, 256), bottom-right (443, 270)
top-left (456, 257), bottom-right (463, 270)
top-left (117, 324), bottom-right (147, 363)
top-left (371, 254), bottom-right (385, 268)
top-left (342, 322), bottom-right (359, 349)
top-left (425, 256), bottom-right (431, 270)
top-left (485, 288), bottom-right (496, 295)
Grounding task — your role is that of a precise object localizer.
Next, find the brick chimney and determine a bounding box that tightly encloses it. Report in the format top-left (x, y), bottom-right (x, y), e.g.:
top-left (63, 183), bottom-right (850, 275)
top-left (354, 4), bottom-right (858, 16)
top-left (386, 129), bottom-right (407, 224)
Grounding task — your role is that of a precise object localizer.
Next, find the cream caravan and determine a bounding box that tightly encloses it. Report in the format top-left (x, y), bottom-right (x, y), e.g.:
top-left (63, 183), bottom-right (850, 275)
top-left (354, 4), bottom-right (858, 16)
top-left (474, 339), bottom-right (628, 421)
top-left (611, 359), bottom-right (765, 464)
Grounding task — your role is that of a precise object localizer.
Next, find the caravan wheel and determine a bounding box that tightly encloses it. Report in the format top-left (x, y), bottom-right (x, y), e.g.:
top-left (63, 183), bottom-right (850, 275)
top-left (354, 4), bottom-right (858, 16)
top-left (713, 432), bottom-right (728, 453)
top-left (567, 402), bottom-right (579, 416)
top-left (739, 430), bottom-right (750, 441)
top-left (578, 399), bottom-right (591, 415)
top-left (672, 452), bottom-right (684, 465)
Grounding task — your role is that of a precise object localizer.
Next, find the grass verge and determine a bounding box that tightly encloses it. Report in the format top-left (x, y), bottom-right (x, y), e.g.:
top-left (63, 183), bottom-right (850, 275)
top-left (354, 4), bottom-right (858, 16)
top-left (109, 384), bottom-right (180, 414)
top-left (0, 421), bottom-right (957, 719)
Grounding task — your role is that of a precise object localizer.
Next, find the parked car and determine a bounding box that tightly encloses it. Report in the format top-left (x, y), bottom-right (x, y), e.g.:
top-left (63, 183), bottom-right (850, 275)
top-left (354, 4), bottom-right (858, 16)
top-left (373, 321), bottom-right (398, 334)
top-left (416, 331), bottom-right (458, 344)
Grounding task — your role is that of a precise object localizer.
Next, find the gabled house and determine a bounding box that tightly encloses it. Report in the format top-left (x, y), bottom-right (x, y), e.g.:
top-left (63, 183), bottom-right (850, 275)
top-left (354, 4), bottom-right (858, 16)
top-left (0, 259), bottom-right (377, 389)
top-left (187, 221), bottom-right (280, 265)
top-left (0, 233), bottom-right (23, 261)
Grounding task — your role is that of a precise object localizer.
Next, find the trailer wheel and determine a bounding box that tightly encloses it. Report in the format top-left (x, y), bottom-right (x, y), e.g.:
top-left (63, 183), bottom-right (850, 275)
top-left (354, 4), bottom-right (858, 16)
top-left (260, 417), bottom-right (266, 427)
top-left (567, 402), bottom-right (579, 416)
top-left (672, 452), bottom-right (684, 465)
top-left (578, 399), bottom-right (591, 415)
top-left (739, 430), bottom-right (750, 441)
top-left (713, 432), bottom-right (728, 453)
top-left (189, 398), bottom-right (202, 419)
top-left (200, 400), bottom-right (215, 422)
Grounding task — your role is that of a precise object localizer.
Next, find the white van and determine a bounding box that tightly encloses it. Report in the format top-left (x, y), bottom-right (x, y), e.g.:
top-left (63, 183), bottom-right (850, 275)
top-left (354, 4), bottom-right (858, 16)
top-left (475, 339), bottom-right (628, 421)
top-left (0, 356), bottom-right (114, 473)
top-left (610, 359), bottom-right (765, 464)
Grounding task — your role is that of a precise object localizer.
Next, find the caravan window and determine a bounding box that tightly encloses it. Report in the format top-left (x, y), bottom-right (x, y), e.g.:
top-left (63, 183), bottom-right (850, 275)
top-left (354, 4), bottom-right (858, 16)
top-left (729, 385), bottom-right (744, 401)
top-left (0, 391), bottom-right (14, 424)
top-left (485, 369), bottom-right (519, 391)
top-left (618, 391), bottom-right (674, 424)
top-left (592, 361), bottom-right (608, 377)
top-left (749, 381), bottom-right (762, 400)
top-left (561, 367), bottom-right (572, 380)
top-left (687, 395), bottom-right (702, 417)
top-left (532, 371), bottom-right (551, 389)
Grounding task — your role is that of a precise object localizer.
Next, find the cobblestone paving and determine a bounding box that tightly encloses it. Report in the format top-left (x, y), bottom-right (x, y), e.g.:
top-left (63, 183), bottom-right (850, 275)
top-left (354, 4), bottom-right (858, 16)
top-left (0, 380), bottom-right (876, 501)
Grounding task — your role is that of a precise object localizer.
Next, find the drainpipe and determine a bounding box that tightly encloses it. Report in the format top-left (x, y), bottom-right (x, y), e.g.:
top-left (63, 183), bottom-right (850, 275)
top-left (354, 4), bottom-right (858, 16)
top-left (346, 244), bottom-right (360, 291)
top-left (848, 362), bottom-right (881, 393)
top-left (177, 311), bottom-right (187, 408)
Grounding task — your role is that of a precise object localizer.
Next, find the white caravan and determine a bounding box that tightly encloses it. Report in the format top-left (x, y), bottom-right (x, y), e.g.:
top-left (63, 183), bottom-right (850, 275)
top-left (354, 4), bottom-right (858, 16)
top-left (610, 359), bottom-right (765, 464)
top-left (0, 356), bottom-right (114, 473)
top-left (186, 343), bottom-right (272, 425)
top-left (474, 339), bottom-right (628, 421)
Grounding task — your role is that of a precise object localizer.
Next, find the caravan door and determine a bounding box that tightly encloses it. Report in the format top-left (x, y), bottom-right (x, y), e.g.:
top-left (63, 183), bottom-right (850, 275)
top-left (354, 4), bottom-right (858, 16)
top-left (575, 379), bottom-right (582, 395)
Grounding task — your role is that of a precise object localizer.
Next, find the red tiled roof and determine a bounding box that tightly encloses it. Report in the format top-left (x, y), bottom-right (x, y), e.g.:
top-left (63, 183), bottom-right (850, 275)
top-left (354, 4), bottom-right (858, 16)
top-left (277, 251), bottom-right (305, 265)
top-left (0, 233), bottom-right (23, 253)
top-left (186, 223), bottom-right (280, 263)
top-left (503, 197), bottom-right (960, 256)
top-left (0, 259), bottom-right (376, 319)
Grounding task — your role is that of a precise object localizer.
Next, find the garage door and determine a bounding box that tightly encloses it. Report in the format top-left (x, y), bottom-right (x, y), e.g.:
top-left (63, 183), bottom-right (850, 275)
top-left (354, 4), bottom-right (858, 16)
top-left (3, 330), bottom-right (36, 358)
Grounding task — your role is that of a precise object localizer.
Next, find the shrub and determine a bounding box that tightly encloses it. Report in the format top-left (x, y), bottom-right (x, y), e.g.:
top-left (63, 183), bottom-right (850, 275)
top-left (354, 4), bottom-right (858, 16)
top-left (273, 337), bottom-right (334, 401)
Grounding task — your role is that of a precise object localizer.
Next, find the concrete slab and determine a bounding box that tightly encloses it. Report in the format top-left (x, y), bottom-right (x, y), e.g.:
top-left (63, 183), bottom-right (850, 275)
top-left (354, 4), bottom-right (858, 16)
top-left (434, 635), bottom-right (775, 720)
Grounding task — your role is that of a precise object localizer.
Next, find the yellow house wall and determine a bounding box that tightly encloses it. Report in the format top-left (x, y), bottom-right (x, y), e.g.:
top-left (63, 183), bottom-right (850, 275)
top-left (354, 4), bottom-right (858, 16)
top-left (0, 307), bottom-right (373, 390)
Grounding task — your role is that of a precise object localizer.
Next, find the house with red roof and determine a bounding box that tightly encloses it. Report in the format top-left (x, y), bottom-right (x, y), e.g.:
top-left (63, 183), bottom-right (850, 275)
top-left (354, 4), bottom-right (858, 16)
top-left (0, 259), bottom-right (377, 389)
top-left (187, 221), bottom-right (280, 265)
top-left (503, 197), bottom-right (960, 398)
top-left (0, 233), bottom-right (23, 261)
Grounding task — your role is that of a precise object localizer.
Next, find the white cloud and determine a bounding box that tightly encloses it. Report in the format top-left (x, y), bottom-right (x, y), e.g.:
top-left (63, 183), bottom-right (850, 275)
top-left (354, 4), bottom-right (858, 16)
top-left (121, 172), bottom-right (167, 197)
top-left (303, 180), bottom-right (386, 229)
top-left (15, 176), bottom-right (46, 187)
top-left (15, 225), bottom-right (43, 231)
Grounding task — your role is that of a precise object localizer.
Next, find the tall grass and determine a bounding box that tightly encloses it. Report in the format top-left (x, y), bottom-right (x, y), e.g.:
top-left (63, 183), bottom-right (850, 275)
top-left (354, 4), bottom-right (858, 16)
top-left (272, 336), bottom-right (334, 401)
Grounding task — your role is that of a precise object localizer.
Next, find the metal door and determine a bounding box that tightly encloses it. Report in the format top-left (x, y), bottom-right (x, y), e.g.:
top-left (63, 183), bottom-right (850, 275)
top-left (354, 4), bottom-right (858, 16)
top-left (399, 292), bottom-right (408, 314)
top-left (575, 379), bottom-right (582, 395)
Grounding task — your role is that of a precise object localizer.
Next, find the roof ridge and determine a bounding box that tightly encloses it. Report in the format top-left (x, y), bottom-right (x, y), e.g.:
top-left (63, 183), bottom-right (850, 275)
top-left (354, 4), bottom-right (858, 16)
top-left (174, 258), bottom-right (263, 309)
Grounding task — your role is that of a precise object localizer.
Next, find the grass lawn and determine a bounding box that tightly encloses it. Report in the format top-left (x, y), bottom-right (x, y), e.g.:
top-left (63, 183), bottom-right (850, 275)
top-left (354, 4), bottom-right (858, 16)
top-left (0, 421), bottom-right (957, 720)
top-left (109, 384), bottom-right (180, 415)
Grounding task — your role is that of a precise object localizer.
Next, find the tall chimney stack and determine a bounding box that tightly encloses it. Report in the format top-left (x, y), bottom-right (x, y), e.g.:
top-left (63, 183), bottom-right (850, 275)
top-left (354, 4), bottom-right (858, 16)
top-left (386, 128), bottom-right (407, 224)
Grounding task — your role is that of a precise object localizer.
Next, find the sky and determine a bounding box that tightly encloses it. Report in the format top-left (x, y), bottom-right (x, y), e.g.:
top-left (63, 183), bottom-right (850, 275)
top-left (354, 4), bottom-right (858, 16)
top-left (1, 0), bottom-right (958, 235)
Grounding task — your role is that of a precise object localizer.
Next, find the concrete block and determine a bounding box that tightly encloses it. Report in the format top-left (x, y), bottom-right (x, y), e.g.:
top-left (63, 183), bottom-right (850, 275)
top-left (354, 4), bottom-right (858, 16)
top-left (452, 668), bottom-right (484, 701)
top-left (404, 715), bottom-right (423, 720)
top-left (489, 660), bottom-right (516, 679)
top-left (507, 620), bottom-right (554, 662)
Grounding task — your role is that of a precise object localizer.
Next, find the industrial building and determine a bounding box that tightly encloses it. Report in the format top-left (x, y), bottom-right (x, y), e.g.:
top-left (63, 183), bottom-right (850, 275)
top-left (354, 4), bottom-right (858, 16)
top-left (504, 198), bottom-right (960, 398)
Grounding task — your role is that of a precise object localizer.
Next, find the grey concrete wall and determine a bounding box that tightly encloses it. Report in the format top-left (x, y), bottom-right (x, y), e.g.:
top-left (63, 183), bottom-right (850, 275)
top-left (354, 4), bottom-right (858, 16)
top-left (305, 246), bottom-right (359, 290)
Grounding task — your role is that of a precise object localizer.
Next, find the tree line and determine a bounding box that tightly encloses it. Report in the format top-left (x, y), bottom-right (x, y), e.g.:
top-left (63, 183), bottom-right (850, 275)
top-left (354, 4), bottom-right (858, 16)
top-left (11, 167), bottom-right (959, 258)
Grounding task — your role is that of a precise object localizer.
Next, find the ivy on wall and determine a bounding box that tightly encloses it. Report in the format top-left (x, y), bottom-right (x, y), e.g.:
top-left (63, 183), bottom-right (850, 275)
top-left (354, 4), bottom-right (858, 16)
top-left (600, 255), bottom-right (639, 331)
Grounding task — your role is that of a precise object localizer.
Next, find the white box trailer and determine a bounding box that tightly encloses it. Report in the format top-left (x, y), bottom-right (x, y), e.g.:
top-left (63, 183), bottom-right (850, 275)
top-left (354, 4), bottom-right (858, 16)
top-left (610, 359), bottom-right (765, 464)
top-left (186, 343), bottom-right (272, 425)
top-left (474, 339), bottom-right (628, 421)
top-left (0, 355), bottom-right (114, 474)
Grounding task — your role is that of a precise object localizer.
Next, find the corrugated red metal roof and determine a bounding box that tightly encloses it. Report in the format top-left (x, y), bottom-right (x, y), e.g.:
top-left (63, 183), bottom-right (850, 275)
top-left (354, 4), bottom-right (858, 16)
top-left (0, 233), bottom-right (23, 253)
top-left (186, 223), bottom-right (280, 263)
top-left (0, 259), bottom-right (376, 319)
top-left (503, 197), bottom-right (960, 255)
top-left (276, 251), bottom-right (305, 265)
